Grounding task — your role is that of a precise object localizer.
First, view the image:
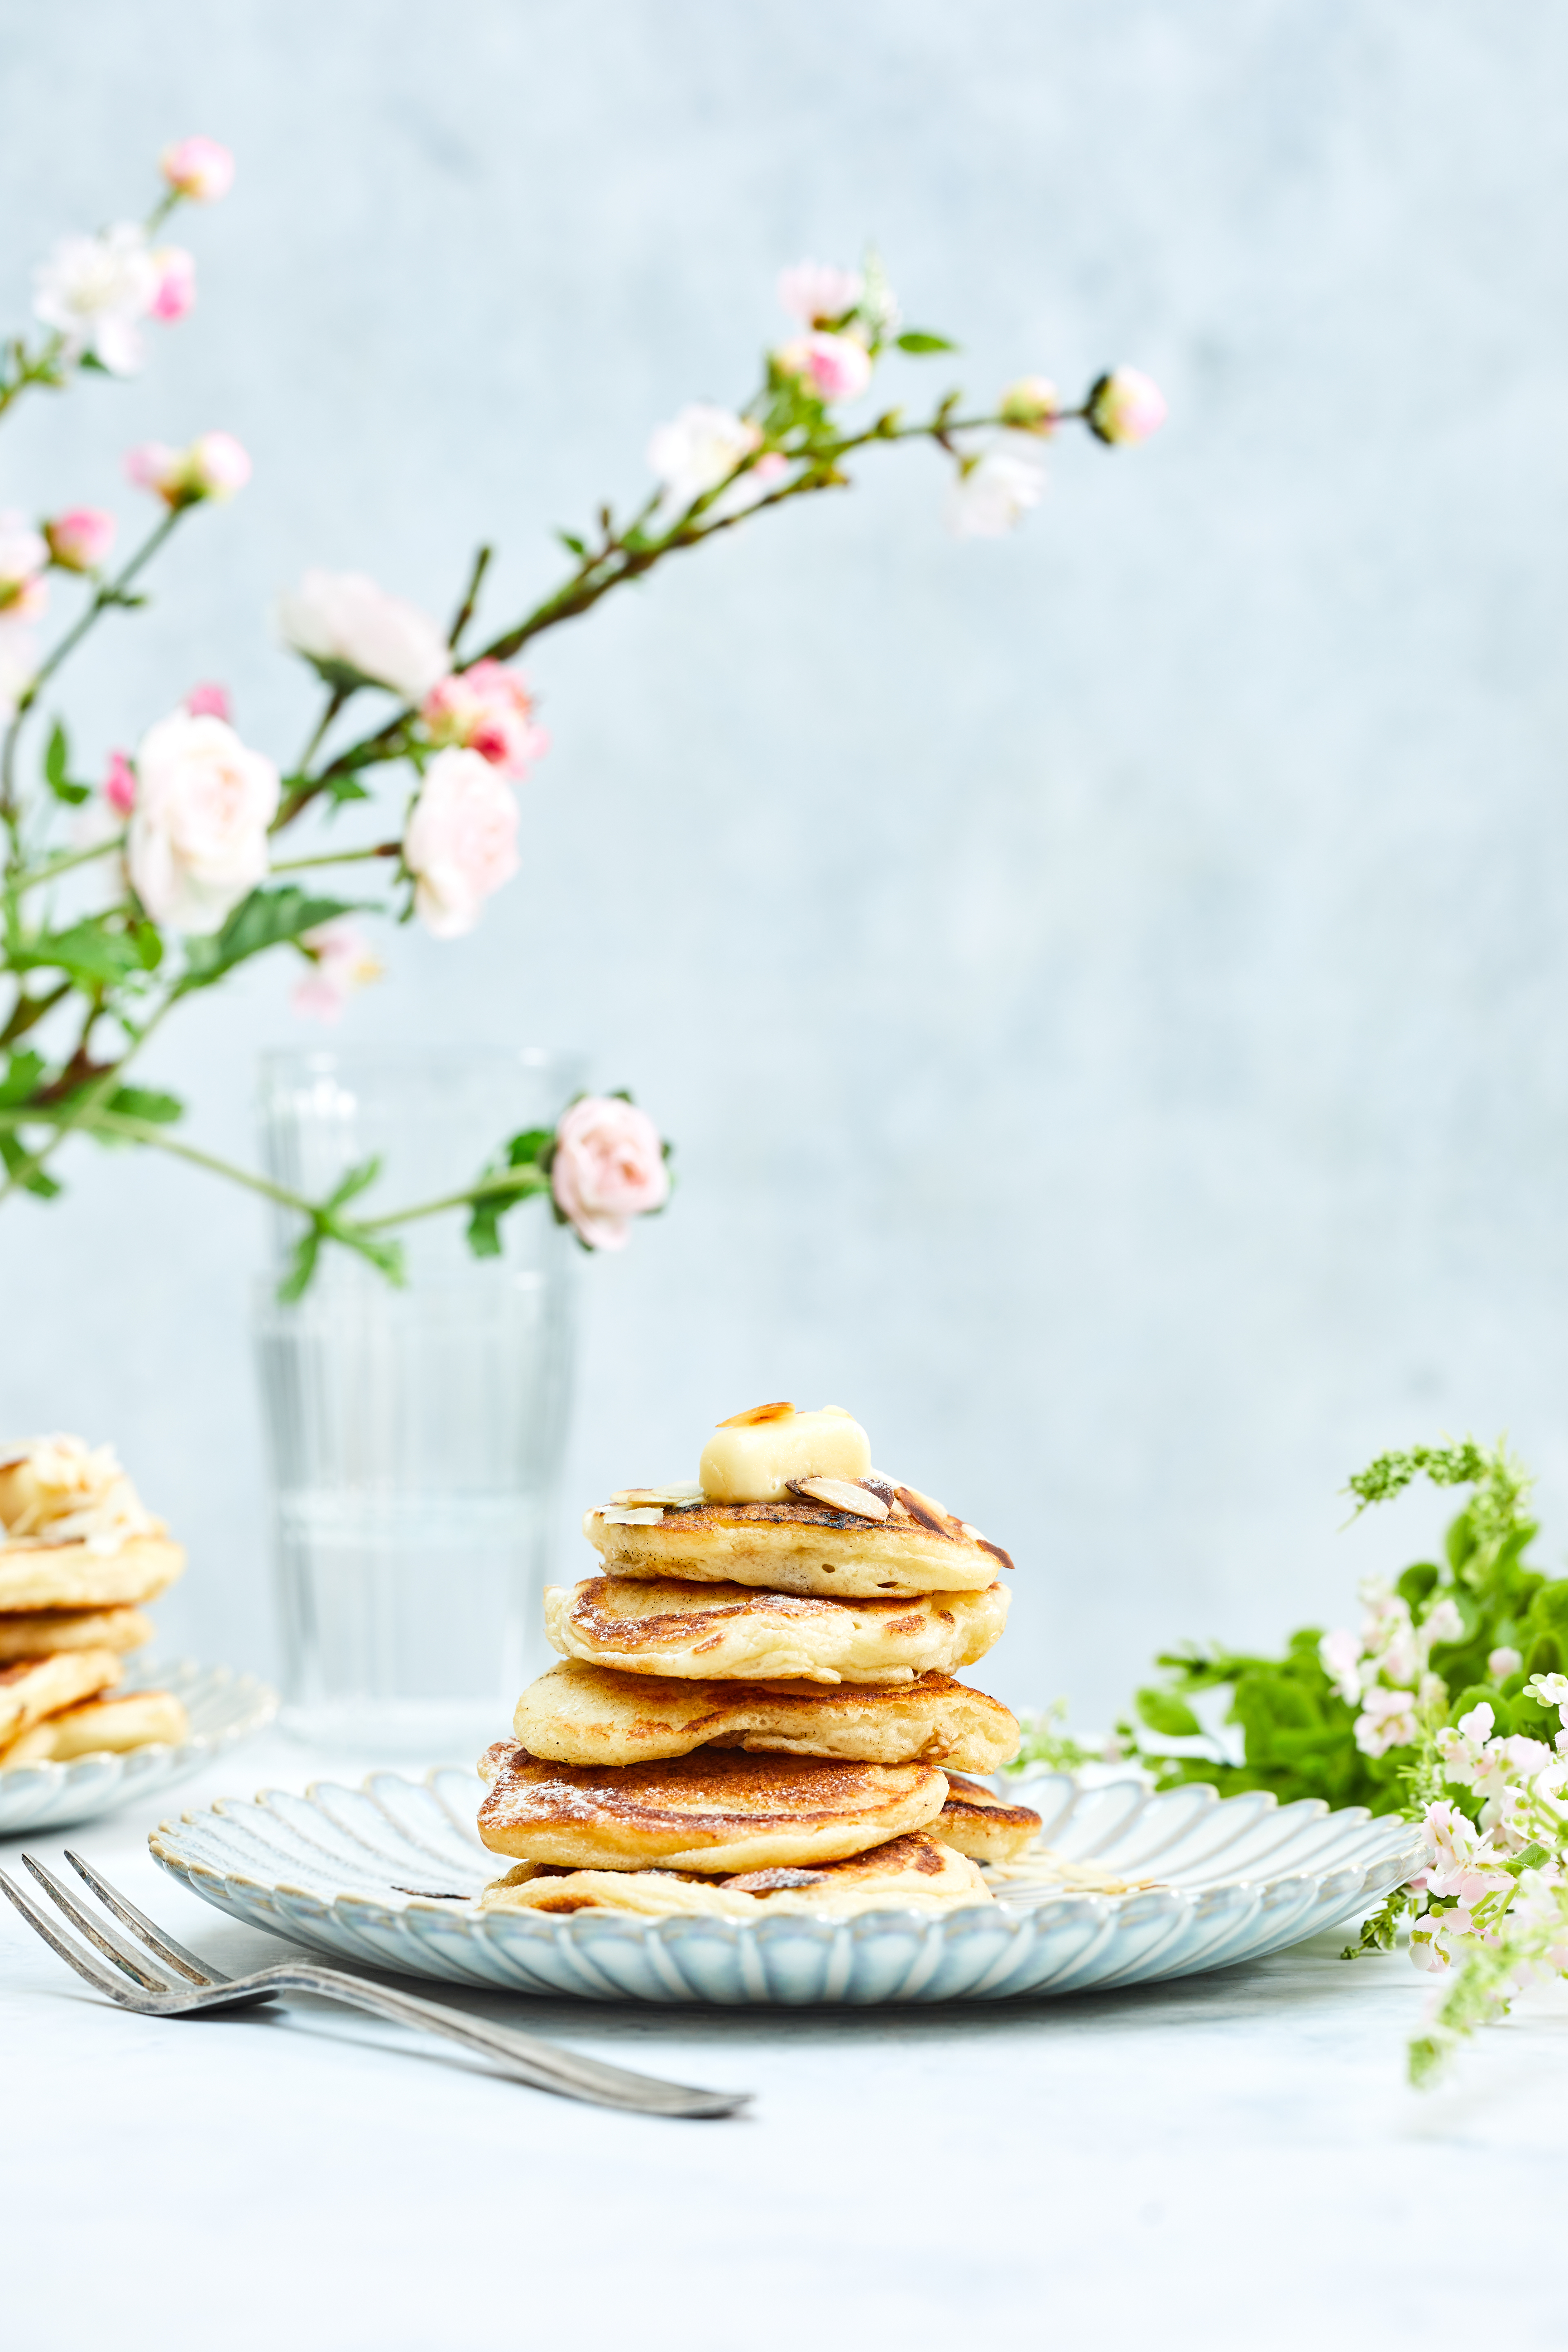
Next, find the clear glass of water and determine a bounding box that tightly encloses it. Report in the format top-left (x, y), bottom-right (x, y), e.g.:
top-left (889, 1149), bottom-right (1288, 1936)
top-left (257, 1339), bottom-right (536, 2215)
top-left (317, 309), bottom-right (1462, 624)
top-left (253, 1047), bottom-right (584, 1758)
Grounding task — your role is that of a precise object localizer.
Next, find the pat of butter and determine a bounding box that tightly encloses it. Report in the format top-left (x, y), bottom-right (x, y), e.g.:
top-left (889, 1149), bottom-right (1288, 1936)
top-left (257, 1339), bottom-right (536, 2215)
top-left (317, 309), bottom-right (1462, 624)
top-left (699, 1407), bottom-right (872, 1503)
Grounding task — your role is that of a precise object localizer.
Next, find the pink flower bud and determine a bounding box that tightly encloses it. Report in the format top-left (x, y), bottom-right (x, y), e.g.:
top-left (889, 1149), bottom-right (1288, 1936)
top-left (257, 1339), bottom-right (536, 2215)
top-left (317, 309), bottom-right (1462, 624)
top-left (421, 660), bottom-right (548, 781)
top-left (148, 246), bottom-right (196, 323)
top-left (103, 751), bottom-right (137, 815)
top-left (125, 431), bottom-right (251, 508)
top-left (185, 681), bottom-right (232, 721)
top-left (44, 507), bottom-right (116, 573)
top-left (1086, 366), bottom-right (1167, 446)
top-left (774, 330), bottom-right (874, 404)
top-left (160, 136), bottom-right (235, 204)
top-left (998, 376), bottom-right (1060, 433)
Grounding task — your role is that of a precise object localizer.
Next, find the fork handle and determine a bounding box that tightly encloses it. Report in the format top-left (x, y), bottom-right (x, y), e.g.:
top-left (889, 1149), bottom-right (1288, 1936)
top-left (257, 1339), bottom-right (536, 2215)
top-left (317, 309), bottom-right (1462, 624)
top-left (245, 1963), bottom-right (744, 2118)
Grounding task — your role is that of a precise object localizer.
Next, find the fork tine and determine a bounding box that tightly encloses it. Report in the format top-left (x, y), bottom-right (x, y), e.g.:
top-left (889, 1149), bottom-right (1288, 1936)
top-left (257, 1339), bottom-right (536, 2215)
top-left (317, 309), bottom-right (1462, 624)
top-left (21, 1855), bottom-right (180, 1991)
top-left (63, 1851), bottom-right (220, 1986)
top-left (0, 1866), bottom-right (133, 2000)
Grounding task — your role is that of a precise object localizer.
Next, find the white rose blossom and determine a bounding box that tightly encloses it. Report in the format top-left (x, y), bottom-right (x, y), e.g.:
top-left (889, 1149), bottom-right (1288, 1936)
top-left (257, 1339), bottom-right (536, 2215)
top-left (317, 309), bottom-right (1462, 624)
top-left (32, 224), bottom-right (160, 375)
top-left (275, 570), bottom-right (450, 702)
top-left (402, 746), bottom-right (520, 939)
top-left (646, 405), bottom-right (760, 524)
top-left (947, 433), bottom-right (1048, 539)
top-left (128, 710), bottom-right (279, 935)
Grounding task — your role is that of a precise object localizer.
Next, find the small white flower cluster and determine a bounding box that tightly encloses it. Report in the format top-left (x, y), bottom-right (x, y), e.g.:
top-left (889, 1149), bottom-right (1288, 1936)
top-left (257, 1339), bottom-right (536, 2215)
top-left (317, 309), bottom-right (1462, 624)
top-left (1318, 1578), bottom-right (1465, 1757)
top-left (1408, 1679), bottom-right (1568, 1996)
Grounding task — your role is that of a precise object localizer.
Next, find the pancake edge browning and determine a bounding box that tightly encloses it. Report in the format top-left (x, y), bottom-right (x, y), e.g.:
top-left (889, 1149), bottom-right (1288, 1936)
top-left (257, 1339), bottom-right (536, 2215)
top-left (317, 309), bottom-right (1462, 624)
top-left (476, 1738), bottom-right (949, 1872)
top-left (0, 1604), bottom-right (154, 1662)
top-left (0, 1687), bottom-right (189, 1768)
top-left (584, 1498), bottom-right (1007, 1598)
top-left (512, 1657), bottom-right (1021, 1771)
top-left (479, 1831), bottom-right (991, 1918)
top-left (932, 1771), bottom-right (1042, 1863)
top-left (545, 1575), bottom-right (1009, 1685)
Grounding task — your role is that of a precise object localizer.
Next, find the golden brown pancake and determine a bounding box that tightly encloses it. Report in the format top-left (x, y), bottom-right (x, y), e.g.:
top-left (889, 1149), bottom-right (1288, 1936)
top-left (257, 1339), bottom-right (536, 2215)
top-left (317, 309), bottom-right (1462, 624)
top-left (933, 1772), bottom-right (1042, 1863)
top-left (0, 1606), bottom-right (153, 1663)
top-left (0, 1533), bottom-right (184, 1614)
top-left (512, 1657), bottom-right (1021, 1772)
top-left (0, 1687), bottom-right (189, 1768)
top-left (479, 1831), bottom-right (991, 1918)
top-left (476, 1737), bottom-right (948, 1873)
top-left (0, 1646), bottom-right (122, 1747)
top-left (546, 1574), bottom-right (1008, 1685)
top-left (584, 1491), bottom-right (1011, 1599)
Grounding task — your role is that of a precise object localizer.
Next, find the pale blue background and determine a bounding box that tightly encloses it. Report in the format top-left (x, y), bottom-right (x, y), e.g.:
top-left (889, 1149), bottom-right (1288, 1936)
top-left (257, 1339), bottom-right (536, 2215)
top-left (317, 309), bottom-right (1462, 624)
top-left (2, 0), bottom-right (1566, 1724)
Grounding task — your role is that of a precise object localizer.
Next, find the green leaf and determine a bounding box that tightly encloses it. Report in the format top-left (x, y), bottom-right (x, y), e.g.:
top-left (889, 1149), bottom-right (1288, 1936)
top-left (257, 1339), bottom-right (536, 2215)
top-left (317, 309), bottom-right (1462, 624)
top-left (325, 774), bottom-right (371, 808)
top-left (557, 531), bottom-right (590, 559)
top-left (180, 888), bottom-right (360, 989)
top-left (106, 1087), bottom-right (183, 1125)
top-left (22, 920), bottom-right (146, 989)
top-left (895, 330), bottom-right (958, 355)
top-left (1135, 1686), bottom-right (1203, 1739)
top-left (41, 720), bottom-right (89, 804)
top-left (0, 1132), bottom-right (60, 1198)
top-left (0, 1050), bottom-right (45, 1108)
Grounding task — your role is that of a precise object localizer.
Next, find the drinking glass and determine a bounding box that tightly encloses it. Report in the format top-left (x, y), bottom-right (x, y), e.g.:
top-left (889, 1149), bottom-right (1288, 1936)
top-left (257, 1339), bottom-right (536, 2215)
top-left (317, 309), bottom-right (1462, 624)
top-left (253, 1047), bottom-right (584, 1757)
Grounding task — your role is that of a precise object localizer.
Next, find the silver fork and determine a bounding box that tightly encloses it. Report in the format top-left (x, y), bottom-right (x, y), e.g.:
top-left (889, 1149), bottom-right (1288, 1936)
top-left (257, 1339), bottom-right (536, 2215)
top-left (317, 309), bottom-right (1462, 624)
top-left (1, 1851), bottom-right (749, 2121)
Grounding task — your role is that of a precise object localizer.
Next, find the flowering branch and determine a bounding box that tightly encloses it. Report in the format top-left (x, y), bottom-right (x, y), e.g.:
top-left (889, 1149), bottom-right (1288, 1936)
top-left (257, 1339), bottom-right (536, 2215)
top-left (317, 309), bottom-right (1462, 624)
top-left (0, 155), bottom-right (1163, 1281)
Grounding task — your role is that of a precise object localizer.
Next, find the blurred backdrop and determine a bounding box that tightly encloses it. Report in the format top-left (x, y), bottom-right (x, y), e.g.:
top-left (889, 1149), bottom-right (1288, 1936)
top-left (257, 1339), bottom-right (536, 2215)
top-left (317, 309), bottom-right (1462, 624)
top-left (2, 0), bottom-right (1566, 1726)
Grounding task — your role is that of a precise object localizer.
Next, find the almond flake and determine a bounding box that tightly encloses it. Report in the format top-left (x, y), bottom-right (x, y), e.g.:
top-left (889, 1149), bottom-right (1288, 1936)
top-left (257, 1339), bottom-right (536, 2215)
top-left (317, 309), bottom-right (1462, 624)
top-left (600, 1506), bottom-right (664, 1526)
top-left (788, 1477), bottom-right (889, 1521)
top-left (610, 1484), bottom-right (704, 1507)
top-left (893, 1484), bottom-right (956, 1539)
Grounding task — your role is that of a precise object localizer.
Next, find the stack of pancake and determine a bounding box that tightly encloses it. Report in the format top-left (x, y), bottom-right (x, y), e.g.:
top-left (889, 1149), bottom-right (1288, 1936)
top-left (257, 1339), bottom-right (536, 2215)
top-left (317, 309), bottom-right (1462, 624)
top-left (478, 1401), bottom-right (1042, 1918)
top-left (0, 1435), bottom-right (189, 1769)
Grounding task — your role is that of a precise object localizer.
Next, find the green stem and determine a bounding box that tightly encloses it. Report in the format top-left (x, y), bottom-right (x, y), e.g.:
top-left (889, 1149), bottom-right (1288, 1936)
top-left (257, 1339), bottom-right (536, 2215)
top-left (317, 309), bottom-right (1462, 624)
top-left (268, 842), bottom-right (400, 875)
top-left (0, 997), bottom-right (169, 1203)
top-left (11, 833), bottom-right (126, 898)
top-left (357, 1167), bottom-right (549, 1234)
top-left (448, 542), bottom-right (494, 655)
top-left (287, 683), bottom-right (354, 788)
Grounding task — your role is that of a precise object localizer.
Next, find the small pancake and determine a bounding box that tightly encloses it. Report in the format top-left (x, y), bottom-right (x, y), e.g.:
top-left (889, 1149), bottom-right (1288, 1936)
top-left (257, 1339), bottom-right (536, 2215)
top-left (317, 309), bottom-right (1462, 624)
top-left (546, 1574), bottom-right (1008, 1685)
top-left (0, 1647), bottom-right (122, 1747)
top-left (479, 1831), bottom-right (991, 1919)
top-left (0, 1606), bottom-right (153, 1663)
top-left (933, 1772), bottom-right (1042, 1863)
top-left (512, 1658), bottom-right (1021, 1771)
top-left (476, 1738), bottom-right (948, 1872)
top-left (0, 1688), bottom-right (189, 1768)
top-left (0, 1533), bottom-right (184, 1614)
top-left (584, 1492), bottom-right (1011, 1599)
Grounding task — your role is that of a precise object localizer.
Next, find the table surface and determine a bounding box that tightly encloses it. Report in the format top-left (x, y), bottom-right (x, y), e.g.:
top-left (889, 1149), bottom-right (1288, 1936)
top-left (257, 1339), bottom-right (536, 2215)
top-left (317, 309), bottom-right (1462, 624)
top-left (4, 1728), bottom-right (1565, 2352)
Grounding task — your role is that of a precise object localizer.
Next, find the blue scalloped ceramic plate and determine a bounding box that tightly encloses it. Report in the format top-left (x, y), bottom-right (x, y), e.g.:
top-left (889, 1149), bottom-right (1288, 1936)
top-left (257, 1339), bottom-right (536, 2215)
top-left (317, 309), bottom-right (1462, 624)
top-left (148, 1766), bottom-right (1422, 2005)
top-left (0, 1659), bottom-right (277, 1836)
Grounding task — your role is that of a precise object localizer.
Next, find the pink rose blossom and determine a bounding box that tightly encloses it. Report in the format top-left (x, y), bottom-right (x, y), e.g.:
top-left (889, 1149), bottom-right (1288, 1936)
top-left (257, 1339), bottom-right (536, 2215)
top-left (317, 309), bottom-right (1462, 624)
top-left (292, 920), bottom-right (383, 1022)
top-left (125, 431), bottom-right (251, 508)
top-left (777, 260), bottom-right (864, 328)
top-left (148, 246), bottom-right (196, 322)
top-left (421, 661), bottom-right (549, 781)
top-left (44, 508), bottom-right (116, 573)
top-left (402, 746), bottom-right (520, 939)
top-left (550, 1097), bottom-right (669, 1252)
top-left (775, 330), bottom-right (873, 404)
top-left (128, 709), bottom-right (278, 934)
top-left (1087, 366), bottom-right (1168, 446)
top-left (160, 136), bottom-right (235, 204)
top-left (103, 751), bottom-right (136, 815)
top-left (185, 682), bottom-right (232, 721)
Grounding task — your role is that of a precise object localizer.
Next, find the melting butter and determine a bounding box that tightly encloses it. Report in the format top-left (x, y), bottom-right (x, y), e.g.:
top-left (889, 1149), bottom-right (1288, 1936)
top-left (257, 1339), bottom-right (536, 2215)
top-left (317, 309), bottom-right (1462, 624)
top-left (699, 1406), bottom-right (872, 1504)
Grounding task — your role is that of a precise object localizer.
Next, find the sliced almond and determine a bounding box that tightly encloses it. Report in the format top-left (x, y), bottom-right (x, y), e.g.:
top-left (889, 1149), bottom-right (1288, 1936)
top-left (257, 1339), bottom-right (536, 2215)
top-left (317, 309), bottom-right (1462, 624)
top-left (610, 1484), bottom-right (704, 1507)
top-left (977, 1538), bottom-right (1016, 1573)
top-left (893, 1485), bottom-right (956, 1539)
top-left (716, 1402), bottom-right (796, 1429)
top-left (600, 1506), bottom-right (665, 1526)
top-left (787, 1477), bottom-right (890, 1521)
top-left (861, 1475), bottom-right (895, 1505)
